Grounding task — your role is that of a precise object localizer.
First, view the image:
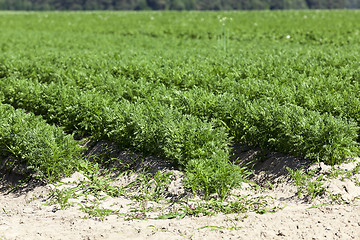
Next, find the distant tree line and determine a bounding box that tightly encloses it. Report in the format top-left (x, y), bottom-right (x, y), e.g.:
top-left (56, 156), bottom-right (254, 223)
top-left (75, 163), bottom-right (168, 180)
top-left (0, 0), bottom-right (359, 10)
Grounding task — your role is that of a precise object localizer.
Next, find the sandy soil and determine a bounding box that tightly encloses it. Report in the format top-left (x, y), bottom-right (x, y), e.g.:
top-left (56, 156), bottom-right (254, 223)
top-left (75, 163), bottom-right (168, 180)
top-left (1, 145), bottom-right (360, 240)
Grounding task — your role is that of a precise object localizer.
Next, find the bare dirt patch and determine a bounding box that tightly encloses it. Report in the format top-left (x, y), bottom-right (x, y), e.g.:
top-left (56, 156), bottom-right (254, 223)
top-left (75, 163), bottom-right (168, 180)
top-left (1, 144), bottom-right (360, 240)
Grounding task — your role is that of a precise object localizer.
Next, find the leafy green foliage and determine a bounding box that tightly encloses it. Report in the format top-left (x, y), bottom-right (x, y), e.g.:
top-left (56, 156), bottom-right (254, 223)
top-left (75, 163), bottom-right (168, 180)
top-left (287, 167), bottom-right (326, 200)
top-left (185, 153), bottom-right (246, 200)
top-left (0, 104), bottom-right (81, 181)
top-left (0, 11), bottom-right (359, 198)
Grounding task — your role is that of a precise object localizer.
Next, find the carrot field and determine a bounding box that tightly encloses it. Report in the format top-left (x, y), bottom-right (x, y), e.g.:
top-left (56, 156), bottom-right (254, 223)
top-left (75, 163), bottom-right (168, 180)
top-left (0, 10), bottom-right (360, 199)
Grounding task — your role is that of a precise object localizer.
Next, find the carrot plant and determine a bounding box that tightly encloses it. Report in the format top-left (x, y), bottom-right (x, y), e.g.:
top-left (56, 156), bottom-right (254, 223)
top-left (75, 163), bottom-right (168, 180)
top-left (0, 103), bottom-right (82, 181)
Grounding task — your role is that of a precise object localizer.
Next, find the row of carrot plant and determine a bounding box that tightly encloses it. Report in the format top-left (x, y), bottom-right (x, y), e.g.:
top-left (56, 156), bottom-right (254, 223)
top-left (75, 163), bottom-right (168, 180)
top-left (0, 11), bottom-right (359, 198)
